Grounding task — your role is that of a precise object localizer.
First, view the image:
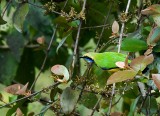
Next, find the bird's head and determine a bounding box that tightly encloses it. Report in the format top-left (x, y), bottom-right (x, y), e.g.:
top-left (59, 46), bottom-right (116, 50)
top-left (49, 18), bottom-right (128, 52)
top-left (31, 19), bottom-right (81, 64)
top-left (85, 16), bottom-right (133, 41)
top-left (80, 52), bottom-right (96, 63)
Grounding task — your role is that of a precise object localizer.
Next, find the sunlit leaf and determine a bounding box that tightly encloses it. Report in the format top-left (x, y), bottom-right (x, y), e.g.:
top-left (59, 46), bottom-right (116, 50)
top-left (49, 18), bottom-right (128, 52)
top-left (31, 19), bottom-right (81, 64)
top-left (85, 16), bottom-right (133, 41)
top-left (58, 80), bottom-right (72, 90)
top-left (51, 65), bottom-right (69, 82)
top-left (121, 38), bottom-right (147, 52)
top-left (13, 3), bottom-right (29, 32)
top-left (112, 21), bottom-right (119, 33)
top-left (76, 104), bottom-right (101, 116)
top-left (60, 87), bottom-right (79, 114)
top-left (152, 74), bottom-right (160, 90)
top-left (130, 54), bottom-right (154, 72)
top-left (107, 70), bottom-right (137, 85)
top-left (56, 33), bottom-right (71, 54)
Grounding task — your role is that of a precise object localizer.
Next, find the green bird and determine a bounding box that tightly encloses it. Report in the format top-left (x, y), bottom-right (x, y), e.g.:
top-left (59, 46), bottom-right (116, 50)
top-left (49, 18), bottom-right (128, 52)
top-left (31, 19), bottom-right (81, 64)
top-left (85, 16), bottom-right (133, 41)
top-left (82, 52), bottom-right (128, 70)
top-left (141, 4), bottom-right (160, 27)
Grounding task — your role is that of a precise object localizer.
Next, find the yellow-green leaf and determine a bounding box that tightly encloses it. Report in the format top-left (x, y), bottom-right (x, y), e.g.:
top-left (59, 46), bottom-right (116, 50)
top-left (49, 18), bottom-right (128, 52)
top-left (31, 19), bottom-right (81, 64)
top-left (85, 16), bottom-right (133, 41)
top-left (107, 70), bottom-right (137, 85)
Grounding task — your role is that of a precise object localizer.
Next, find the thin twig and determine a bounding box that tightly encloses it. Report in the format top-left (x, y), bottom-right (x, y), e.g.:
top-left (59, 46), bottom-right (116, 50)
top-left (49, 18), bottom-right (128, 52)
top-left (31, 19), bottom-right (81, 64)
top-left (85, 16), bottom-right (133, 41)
top-left (29, 25), bottom-right (58, 90)
top-left (90, 96), bottom-right (103, 116)
top-left (30, 0), bottom-right (69, 90)
top-left (81, 24), bottom-right (110, 29)
top-left (111, 84), bottom-right (128, 107)
top-left (0, 82), bottom-right (60, 108)
top-left (136, 0), bottom-right (143, 30)
top-left (95, 1), bottom-right (113, 52)
top-left (107, 0), bottom-right (131, 115)
top-left (117, 0), bottom-right (131, 53)
top-left (1, 0), bottom-right (12, 18)
top-left (72, 64), bottom-right (92, 114)
top-left (71, 21), bottom-right (82, 76)
top-left (71, 0), bottom-right (87, 77)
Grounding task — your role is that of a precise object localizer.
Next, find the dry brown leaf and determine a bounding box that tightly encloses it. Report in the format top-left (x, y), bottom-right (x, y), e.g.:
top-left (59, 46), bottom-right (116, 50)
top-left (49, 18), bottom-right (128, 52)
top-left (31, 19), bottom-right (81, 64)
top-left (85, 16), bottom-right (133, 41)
top-left (112, 21), bottom-right (119, 33)
top-left (4, 83), bottom-right (29, 95)
top-left (107, 70), bottom-right (137, 85)
top-left (16, 108), bottom-right (23, 116)
top-left (16, 82), bottom-right (29, 95)
top-left (130, 54), bottom-right (154, 72)
top-left (4, 84), bottom-right (23, 95)
top-left (111, 112), bottom-right (123, 116)
top-left (152, 74), bottom-right (160, 90)
top-left (37, 36), bottom-right (45, 44)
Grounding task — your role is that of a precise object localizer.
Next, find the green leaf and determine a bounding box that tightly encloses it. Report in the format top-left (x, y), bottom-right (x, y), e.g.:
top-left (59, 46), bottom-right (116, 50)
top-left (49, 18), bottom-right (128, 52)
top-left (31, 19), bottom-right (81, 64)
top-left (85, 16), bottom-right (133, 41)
top-left (6, 30), bottom-right (25, 62)
top-left (56, 33), bottom-right (71, 54)
top-left (60, 87), bottom-right (79, 114)
top-left (121, 38), bottom-right (147, 52)
top-left (58, 80), bottom-right (72, 90)
top-left (50, 87), bottom-right (59, 101)
top-left (0, 15), bottom-right (7, 25)
top-left (14, 48), bottom-right (35, 88)
top-left (107, 70), bottom-right (137, 85)
top-left (141, 96), bottom-right (158, 115)
top-left (128, 96), bottom-right (140, 116)
top-left (0, 50), bottom-right (18, 85)
top-left (80, 93), bottom-right (98, 109)
top-left (13, 3), bottom-right (29, 32)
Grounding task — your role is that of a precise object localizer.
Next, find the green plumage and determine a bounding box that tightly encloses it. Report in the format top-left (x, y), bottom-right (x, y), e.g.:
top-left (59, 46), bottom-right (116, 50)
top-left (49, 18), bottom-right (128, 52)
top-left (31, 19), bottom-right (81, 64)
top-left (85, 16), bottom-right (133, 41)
top-left (83, 52), bottom-right (127, 69)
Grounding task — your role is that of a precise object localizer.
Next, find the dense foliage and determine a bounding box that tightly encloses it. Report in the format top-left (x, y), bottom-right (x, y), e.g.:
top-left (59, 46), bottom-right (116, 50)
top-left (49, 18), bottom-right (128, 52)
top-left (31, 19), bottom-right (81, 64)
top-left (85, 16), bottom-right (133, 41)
top-left (1, 0), bottom-right (160, 115)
